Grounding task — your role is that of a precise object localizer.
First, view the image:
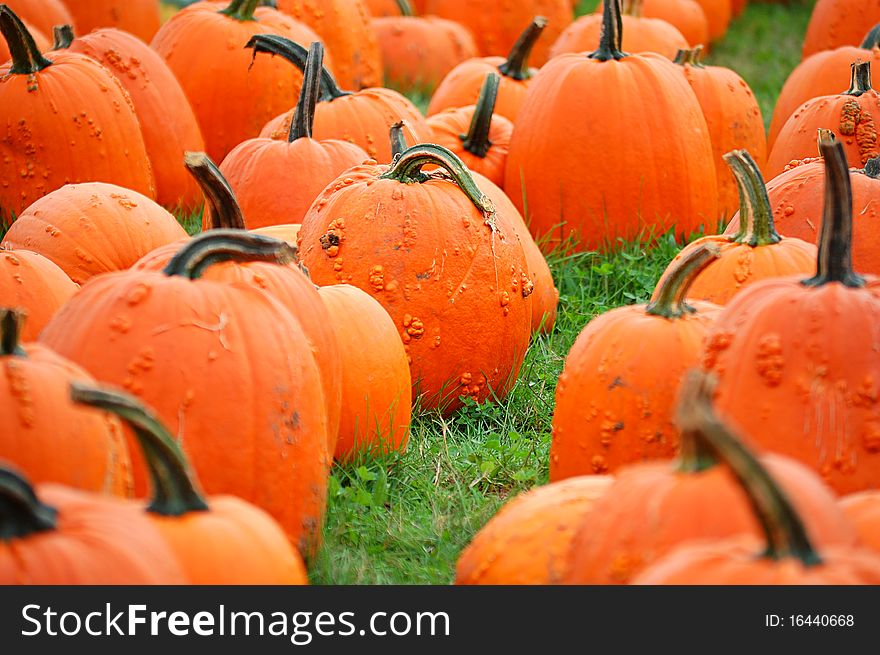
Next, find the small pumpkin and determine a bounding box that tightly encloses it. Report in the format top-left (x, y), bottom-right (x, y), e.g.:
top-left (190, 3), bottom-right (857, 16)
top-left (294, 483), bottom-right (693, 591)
top-left (62, 0), bottom-right (162, 43)
top-left (803, 0), bottom-right (880, 59)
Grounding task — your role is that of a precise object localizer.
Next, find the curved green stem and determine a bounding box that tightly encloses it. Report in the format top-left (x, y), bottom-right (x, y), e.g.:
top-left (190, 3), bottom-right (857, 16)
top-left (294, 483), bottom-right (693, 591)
top-left (162, 229), bottom-right (296, 280)
top-left (0, 6), bottom-right (52, 75)
top-left (0, 308), bottom-right (26, 358)
top-left (497, 16), bottom-right (547, 81)
top-left (589, 0), bottom-right (627, 62)
top-left (184, 152), bottom-right (246, 230)
top-left (844, 61), bottom-right (873, 97)
top-left (52, 25), bottom-right (74, 50)
top-left (379, 144), bottom-right (496, 216)
top-left (390, 121), bottom-right (408, 160)
top-left (727, 150), bottom-right (781, 247)
top-left (71, 384), bottom-right (209, 517)
top-left (461, 73), bottom-right (500, 159)
top-left (646, 242), bottom-right (721, 320)
top-left (289, 42), bottom-right (323, 142)
top-left (394, 0), bottom-right (413, 16)
top-left (0, 467), bottom-right (58, 541)
top-left (861, 23), bottom-right (880, 49)
top-left (676, 370), bottom-right (823, 566)
top-left (245, 34), bottom-right (351, 101)
top-left (219, 0), bottom-right (260, 21)
top-left (802, 134), bottom-right (866, 288)
top-left (673, 45), bottom-right (705, 67)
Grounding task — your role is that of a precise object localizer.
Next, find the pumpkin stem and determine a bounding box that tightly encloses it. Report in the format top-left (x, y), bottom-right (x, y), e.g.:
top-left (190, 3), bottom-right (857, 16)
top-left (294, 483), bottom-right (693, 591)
top-left (219, 0), bottom-right (261, 21)
top-left (497, 16), bottom-right (547, 81)
top-left (844, 60), bottom-right (873, 97)
top-left (163, 229), bottom-right (296, 280)
top-left (727, 150), bottom-right (781, 247)
top-left (394, 0), bottom-right (413, 16)
top-left (673, 45), bottom-right (705, 67)
top-left (861, 23), bottom-right (880, 49)
top-left (802, 133), bottom-right (866, 288)
top-left (379, 144), bottom-right (496, 217)
top-left (676, 370), bottom-right (823, 566)
top-left (589, 0), bottom-right (627, 62)
top-left (184, 152), bottom-right (246, 230)
top-left (289, 42), bottom-right (323, 142)
top-left (0, 5), bottom-right (52, 75)
top-left (0, 308), bottom-right (27, 358)
top-left (461, 73), bottom-right (500, 159)
top-left (0, 467), bottom-right (58, 541)
top-left (390, 120), bottom-right (408, 160)
top-left (52, 24), bottom-right (74, 50)
top-left (70, 384), bottom-right (210, 517)
top-left (645, 243), bottom-right (721, 320)
top-left (245, 34), bottom-right (351, 101)
top-left (863, 155), bottom-right (880, 179)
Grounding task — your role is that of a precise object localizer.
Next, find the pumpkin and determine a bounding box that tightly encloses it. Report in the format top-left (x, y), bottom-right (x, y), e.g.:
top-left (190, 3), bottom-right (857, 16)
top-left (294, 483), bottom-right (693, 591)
top-left (673, 46), bottom-right (767, 219)
top-left (219, 42), bottom-right (369, 230)
top-left (651, 150), bottom-right (817, 306)
top-left (551, 243), bottom-right (722, 479)
top-left (62, 0), bottom-right (162, 43)
top-left (0, 308), bottom-right (131, 496)
top-left (317, 284), bottom-right (412, 461)
top-left (690, 0), bottom-right (730, 42)
top-left (455, 475), bottom-right (614, 585)
top-left (0, 465), bottom-right (187, 584)
top-left (0, 6), bottom-right (156, 223)
top-left (702, 133), bottom-right (880, 495)
top-left (767, 61), bottom-right (880, 178)
top-left (0, 248), bottom-right (77, 341)
top-left (423, 0), bottom-right (572, 66)
top-left (803, 0), bottom-right (880, 59)
top-left (633, 372), bottom-right (880, 585)
top-left (53, 26), bottom-right (206, 212)
top-left (253, 35), bottom-right (433, 163)
top-left (364, 0), bottom-right (403, 17)
top-left (561, 370), bottom-right (858, 584)
top-left (370, 0), bottom-right (478, 93)
top-left (72, 384), bottom-right (309, 584)
top-left (595, 0), bottom-right (709, 53)
top-left (40, 231), bottom-right (332, 555)
top-left (427, 17), bottom-right (548, 123)
top-left (426, 73), bottom-right (512, 187)
top-left (275, 0), bottom-right (382, 90)
top-left (840, 491), bottom-right (880, 553)
top-left (1, 0), bottom-right (75, 40)
top-left (769, 25), bottom-right (880, 149)
top-left (1, 182), bottom-right (187, 285)
top-left (298, 143), bottom-right (533, 414)
top-left (151, 0), bottom-right (329, 163)
top-left (505, 0), bottom-right (717, 252)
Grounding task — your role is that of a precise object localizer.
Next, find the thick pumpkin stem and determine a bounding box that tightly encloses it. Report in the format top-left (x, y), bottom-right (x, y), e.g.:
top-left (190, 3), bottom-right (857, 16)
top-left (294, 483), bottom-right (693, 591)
top-left (727, 150), bottom-right (781, 247)
top-left (803, 134), bottom-right (866, 288)
top-left (71, 384), bottom-right (210, 517)
top-left (394, 0), bottom-right (414, 16)
top-left (461, 73), bottom-right (500, 159)
top-left (0, 467), bottom-right (58, 541)
top-left (390, 121), bottom-right (408, 160)
top-left (673, 45), bottom-right (705, 67)
top-left (646, 243), bottom-right (721, 320)
top-left (497, 17), bottom-right (547, 81)
top-left (219, 0), bottom-right (261, 21)
top-left (245, 34), bottom-right (351, 101)
top-left (861, 23), bottom-right (880, 49)
top-left (163, 229), bottom-right (296, 280)
top-left (380, 144), bottom-right (496, 216)
top-left (844, 61), bottom-right (873, 97)
top-left (184, 152), bottom-right (246, 230)
top-left (589, 0), bottom-right (627, 62)
top-left (0, 308), bottom-right (27, 358)
top-left (0, 5), bottom-right (52, 75)
top-left (52, 25), bottom-right (74, 50)
top-left (289, 42), bottom-right (323, 142)
top-left (676, 370), bottom-right (823, 566)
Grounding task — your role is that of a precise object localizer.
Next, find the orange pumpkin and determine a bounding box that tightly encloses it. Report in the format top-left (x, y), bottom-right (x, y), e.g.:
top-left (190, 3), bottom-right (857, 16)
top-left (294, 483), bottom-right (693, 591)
top-left (691, 0), bottom-right (730, 42)
top-left (0, 6), bottom-right (155, 223)
top-left (62, 0), bottom-right (161, 43)
top-left (595, 0), bottom-right (709, 52)
top-left (298, 144), bottom-right (533, 414)
top-left (455, 475), bottom-right (614, 585)
top-left (41, 231), bottom-right (332, 555)
top-left (702, 134), bottom-right (880, 495)
top-left (840, 491), bottom-right (880, 553)
top-left (0, 248), bottom-right (77, 341)
top-left (2, 182), bottom-right (187, 285)
top-left (364, 0), bottom-right (404, 17)
top-left (803, 0), bottom-right (880, 59)
top-left (651, 150), bottom-right (817, 306)
top-left (2, 0), bottom-right (75, 40)
top-left (219, 42), bottom-right (369, 230)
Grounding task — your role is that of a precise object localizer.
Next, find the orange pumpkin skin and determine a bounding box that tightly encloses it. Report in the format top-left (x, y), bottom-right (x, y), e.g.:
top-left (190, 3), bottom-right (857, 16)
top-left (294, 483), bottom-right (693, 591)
top-left (841, 491), bottom-right (880, 553)
top-left (252, 223), bottom-right (301, 246)
top-left (275, 0), bottom-right (382, 90)
top-left (427, 107), bottom-right (512, 188)
top-left (298, 146), bottom-right (533, 414)
top-left (62, 0), bottom-right (162, 43)
top-left (0, 11), bottom-right (156, 222)
top-left (2, 183), bottom-right (187, 285)
top-left (423, 0), bottom-right (572, 66)
top-left (595, 0), bottom-right (709, 51)
top-left (2, 0), bottom-right (75, 40)
top-left (550, 14), bottom-right (689, 60)
top-left (691, 0), bottom-right (730, 41)
top-left (803, 0), bottom-right (880, 59)
top-left (57, 28), bottom-right (206, 212)
top-left (40, 235), bottom-right (332, 555)
top-left (0, 248), bottom-right (77, 341)
top-left (318, 284), bottom-right (412, 461)
top-left (455, 475), bottom-right (614, 585)
top-left (151, 1), bottom-right (329, 163)
top-left (364, 0), bottom-right (403, 17)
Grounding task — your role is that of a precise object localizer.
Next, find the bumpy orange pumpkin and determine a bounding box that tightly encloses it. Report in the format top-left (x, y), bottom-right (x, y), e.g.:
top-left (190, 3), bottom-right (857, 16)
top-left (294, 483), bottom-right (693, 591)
top-left (62, 0), bottom-right (161, 43)
top-left (803, 0), bottom-right (880, 59)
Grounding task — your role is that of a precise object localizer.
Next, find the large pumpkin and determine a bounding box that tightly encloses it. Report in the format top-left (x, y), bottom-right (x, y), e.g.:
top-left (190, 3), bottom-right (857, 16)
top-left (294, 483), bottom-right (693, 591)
top-left (62, 0), bottom-right (162, 43)
top-left (803, 0), bottom-right (880, 59)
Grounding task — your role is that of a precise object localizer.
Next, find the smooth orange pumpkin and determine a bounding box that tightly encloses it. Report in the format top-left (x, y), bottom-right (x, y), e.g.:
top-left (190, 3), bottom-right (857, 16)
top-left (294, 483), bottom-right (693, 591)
top-left (62, 0), bottom-right (162, 43)
top-left (2, 0), bottom-right (75, 40)
top-left (803, 0), bottom-right (880, 59)
top-left (550, 9), bottom-right (689, 60)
